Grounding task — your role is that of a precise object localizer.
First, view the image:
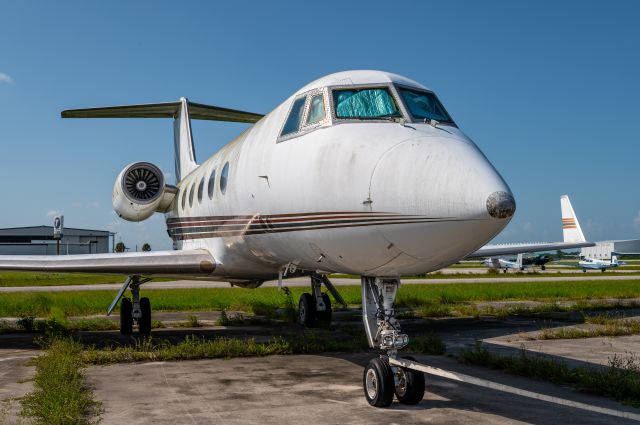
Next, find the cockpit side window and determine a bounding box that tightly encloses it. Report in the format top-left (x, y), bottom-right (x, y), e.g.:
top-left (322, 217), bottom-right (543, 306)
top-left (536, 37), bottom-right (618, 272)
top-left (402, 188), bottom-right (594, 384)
top-left (306, 94), bottom-right (325, 124)
top-left (280, 97), bottom-right (307, 137)
top-left (333, 87), bottom-right (401, 119)
top-left (398, 87), bottom-right (454, 123)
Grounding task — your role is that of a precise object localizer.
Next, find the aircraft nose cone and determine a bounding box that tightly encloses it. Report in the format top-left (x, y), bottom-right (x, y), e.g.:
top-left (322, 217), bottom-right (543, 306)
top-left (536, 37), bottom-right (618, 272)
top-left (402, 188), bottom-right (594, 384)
top-left (486, 191), bottom-right (516, 219)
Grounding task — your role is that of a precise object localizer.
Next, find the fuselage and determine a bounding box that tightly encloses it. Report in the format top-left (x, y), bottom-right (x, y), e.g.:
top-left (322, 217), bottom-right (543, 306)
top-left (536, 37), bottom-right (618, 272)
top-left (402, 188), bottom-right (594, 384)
top-left (165, 71), bottom-right (515, 284)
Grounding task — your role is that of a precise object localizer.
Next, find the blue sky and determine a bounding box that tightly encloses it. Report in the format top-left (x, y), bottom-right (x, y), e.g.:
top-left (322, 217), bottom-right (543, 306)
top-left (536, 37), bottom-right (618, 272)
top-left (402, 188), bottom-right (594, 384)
top-left (0, 1), bottom-right (638, 251)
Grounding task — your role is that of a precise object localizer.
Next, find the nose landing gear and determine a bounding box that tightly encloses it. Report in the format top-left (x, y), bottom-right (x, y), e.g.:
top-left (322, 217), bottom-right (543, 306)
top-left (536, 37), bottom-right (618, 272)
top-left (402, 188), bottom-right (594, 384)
top-left (361, 277), bottom-right (425, 407)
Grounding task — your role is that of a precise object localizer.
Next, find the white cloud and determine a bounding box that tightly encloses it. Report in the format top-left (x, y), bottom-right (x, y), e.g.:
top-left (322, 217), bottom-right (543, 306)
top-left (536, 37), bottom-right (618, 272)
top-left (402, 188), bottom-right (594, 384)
top-left (46, 209), bottom-right (61, 218)
top-left (0, 73), bottom-right (13, 84)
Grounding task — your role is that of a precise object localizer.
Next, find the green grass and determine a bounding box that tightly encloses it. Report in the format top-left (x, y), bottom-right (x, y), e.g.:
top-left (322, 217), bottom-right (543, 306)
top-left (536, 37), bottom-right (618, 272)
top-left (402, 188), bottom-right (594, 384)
top-left (0, 271), bottom-right (125, 287)
top-left (2, 280), bottom-right (640, 318)
top-left (460, 342), bottom-right (640, 407)
top-left (21, 339), bottom-right (100, 425)
top-left (532, 315), bottom-right (640, 340)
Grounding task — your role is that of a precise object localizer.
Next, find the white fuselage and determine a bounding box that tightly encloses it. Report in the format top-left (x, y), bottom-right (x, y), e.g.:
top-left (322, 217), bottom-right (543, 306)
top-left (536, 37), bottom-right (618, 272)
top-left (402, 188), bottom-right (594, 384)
top-left (579, 257), bottom-right (618, 271)
top-left (164, 72), bottom-right (514, 284)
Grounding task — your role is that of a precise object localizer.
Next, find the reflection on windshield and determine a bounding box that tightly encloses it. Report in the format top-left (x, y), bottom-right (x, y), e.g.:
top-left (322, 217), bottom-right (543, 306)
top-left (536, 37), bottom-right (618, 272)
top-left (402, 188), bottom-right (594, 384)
top-left (399, 88), bottom-right (453, 123)
top-left (333, 88), bottom-right (401, 119)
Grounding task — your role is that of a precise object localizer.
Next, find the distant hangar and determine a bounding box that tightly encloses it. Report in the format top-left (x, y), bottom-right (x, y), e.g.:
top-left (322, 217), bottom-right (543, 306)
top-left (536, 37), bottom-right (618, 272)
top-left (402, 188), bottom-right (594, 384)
top-left (581, 239), bottom-right (640, 259)
top-left (0, 226), bottom-right (114, 255)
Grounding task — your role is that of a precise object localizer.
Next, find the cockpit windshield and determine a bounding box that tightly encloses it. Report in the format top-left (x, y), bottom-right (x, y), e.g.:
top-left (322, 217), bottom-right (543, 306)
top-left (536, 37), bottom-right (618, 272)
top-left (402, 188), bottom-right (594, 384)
top-left (333, 87), bottom-right (402, 119)
top-left (398, 87), bottom-right (453, 123)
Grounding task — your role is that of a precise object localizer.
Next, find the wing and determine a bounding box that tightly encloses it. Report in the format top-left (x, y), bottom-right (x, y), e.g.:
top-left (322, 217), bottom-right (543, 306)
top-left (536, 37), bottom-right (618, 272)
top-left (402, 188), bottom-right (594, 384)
top-left (0, 249), bottom-right (215, 276)
top-left (468, 242), bottom-right (594, 259)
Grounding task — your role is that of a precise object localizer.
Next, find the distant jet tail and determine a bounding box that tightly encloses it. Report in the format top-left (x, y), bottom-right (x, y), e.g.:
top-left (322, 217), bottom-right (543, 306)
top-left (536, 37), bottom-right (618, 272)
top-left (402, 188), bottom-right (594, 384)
top-left (516, 253), bottom-right (523, 269)
top-left (560, 195), bottom-right (586, 243)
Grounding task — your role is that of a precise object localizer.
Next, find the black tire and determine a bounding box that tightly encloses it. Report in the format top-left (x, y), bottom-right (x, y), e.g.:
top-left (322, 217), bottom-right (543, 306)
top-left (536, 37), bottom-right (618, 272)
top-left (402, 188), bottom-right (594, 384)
top-left (317, 293), bottom-right (332, 324)
top-left (363, 357), bottom-right (394, 407)
top-left (601, 268), bottom-right (606, 273)
top-left (583, 268), bottom-right (587, 272)
top-left (541, 265), bottom-right (546, 271)
top-left (298, 293), bottom-right (316, 327)
top-left (503, 268), bottom-right (507, 273)
top-left (120, 297), bottom-right (133, 335)
top-left (394, 356), bottom-right (425, 405)
top-left (139, 297), bottom-right (152, 335)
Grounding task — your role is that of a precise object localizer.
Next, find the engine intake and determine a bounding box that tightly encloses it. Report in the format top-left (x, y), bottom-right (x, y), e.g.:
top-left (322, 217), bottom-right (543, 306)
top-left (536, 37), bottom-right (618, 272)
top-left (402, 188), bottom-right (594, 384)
top-left (113, 162), bottom-right (176, 222)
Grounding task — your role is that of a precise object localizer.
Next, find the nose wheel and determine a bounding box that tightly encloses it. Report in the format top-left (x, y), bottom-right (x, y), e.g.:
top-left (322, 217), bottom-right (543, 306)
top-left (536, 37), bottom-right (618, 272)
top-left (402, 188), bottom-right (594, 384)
top-left (361, 277), bottom-right (425, 407)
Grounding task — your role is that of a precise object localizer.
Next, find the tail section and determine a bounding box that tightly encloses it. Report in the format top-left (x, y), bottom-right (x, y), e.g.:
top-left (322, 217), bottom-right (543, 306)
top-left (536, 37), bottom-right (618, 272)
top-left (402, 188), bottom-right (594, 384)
top-left (173, 98), bottom-right (197, 181)
top-left (560, 195), bottom-right (586, 243)
top-left (611, 253), bottom-right (619, 266)
top-left (61, 99), bottom-right (263, 183)
top-left (516, 253), bottom-right (523, 269)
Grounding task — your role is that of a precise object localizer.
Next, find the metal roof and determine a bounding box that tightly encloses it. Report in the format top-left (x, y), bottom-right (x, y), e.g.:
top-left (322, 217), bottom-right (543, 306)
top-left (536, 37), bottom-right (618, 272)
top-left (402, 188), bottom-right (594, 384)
top-left (0, 226), bottom-right (113, 237)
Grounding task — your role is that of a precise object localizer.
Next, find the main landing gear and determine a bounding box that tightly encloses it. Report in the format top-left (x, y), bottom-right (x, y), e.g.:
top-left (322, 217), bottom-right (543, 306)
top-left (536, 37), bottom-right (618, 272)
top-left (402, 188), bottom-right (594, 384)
top-left (298, 274), bottom-right (346, 327)
top-left (361, 277), bottom-right (425, 407)
top-left (107, 275), bottom-right (152, 335)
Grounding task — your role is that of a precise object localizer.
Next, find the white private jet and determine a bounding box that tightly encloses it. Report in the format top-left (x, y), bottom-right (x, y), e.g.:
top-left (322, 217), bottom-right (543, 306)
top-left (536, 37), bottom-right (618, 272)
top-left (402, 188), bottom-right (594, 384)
top-left (481, 195), bottom-right (586, 272)
top-left (0, 71), bottom-right (594, 407)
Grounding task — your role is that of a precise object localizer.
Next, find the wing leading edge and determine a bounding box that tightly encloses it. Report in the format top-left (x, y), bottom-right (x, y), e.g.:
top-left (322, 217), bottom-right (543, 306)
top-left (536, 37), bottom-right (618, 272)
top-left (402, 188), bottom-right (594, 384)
top-left (0, 249), bottom-right (215, 276)
top-left (468, 241), bottom-right (594, 258)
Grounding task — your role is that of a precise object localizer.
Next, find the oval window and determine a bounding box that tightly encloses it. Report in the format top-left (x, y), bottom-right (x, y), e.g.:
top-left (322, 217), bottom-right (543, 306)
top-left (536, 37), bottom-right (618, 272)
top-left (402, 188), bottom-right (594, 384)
top-left (220, 162), bottom-right (229, 194)
top-left (197, 177), bottom-right (204, 203)
top-left (181, 188), bottom-right (187, 210)
top-left (188, 182), bottom-right (195, 207)
top-left (207, 169), bottom-right (216, 199)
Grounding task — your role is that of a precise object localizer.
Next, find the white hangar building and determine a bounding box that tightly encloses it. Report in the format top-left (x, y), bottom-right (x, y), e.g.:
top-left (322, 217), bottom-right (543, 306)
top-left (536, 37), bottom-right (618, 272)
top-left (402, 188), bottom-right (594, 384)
top-left (581, 239), bottom-right (640, 259)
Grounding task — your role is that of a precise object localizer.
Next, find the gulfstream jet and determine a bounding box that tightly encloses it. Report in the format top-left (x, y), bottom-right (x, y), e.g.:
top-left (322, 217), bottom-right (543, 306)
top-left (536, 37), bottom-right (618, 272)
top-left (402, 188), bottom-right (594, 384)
top-left (0, 71), bottom-right (593, 407)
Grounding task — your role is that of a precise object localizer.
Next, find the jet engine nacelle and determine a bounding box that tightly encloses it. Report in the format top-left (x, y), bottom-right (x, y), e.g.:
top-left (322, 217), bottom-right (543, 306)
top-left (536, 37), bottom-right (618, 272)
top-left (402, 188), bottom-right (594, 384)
top-left (112, 162), bottom-right (177, 222)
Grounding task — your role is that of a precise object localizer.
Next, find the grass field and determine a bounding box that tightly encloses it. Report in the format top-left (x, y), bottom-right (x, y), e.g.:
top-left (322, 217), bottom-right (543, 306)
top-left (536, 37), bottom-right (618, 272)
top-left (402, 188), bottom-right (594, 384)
top-left (2, 279), bottom-right (640, 318)
top-left (0, 271), bottom-right (124, 287)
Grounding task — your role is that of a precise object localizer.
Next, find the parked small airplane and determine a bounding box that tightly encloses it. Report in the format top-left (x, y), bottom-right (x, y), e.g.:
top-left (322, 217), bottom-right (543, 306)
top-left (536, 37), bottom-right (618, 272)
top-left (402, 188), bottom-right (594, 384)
top-left (482, 196), bottom-right (583, 272)
top-left (579, 254), bottom-right (620, 272)
top-left (0, 71), bottom-right (594, 407)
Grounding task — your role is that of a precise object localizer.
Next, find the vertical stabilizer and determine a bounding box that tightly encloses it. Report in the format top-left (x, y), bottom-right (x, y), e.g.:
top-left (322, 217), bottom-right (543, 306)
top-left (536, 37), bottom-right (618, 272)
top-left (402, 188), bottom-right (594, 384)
top-left (516, 253), bottom-right (523, 269)
top-left (611, 253), bottom-right (619, 266)
top-left (173, 97), bottom-right (198, 182)
top-left (560, 195), bottom-right (586, 243)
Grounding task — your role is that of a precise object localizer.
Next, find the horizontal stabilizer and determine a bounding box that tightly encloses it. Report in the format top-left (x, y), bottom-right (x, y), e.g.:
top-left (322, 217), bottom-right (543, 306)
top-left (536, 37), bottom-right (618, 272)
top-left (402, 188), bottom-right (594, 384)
top-left (62, 100), bottom-right (264, 123)
top-left (0, 249), bottom-right (215, 276)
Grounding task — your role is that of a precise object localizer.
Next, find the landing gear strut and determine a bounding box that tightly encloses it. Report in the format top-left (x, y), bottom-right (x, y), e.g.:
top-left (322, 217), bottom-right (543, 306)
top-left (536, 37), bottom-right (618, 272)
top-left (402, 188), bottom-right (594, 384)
top-left (297, 274), bottom-right (345, 327)
top-left (107, 275), bottom-right (152, 335)
top-left (361, 277), bottom-right (425, 407)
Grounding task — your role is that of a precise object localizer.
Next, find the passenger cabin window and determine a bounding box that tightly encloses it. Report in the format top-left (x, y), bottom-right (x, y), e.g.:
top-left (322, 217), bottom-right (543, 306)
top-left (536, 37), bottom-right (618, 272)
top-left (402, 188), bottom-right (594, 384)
top-left (333, 87), bottom-right (401, 119)
top-left (280, 97), bottom-right (306, 136)
top-left (188, 182), bottom-right (195, 207)
top-left (220, 162), bottom-right (229, 194)
top-left (197, 177), bottom-right (204, 203)
top-left (306, 94), bottom-right (325, 124)
top-left (207, 169), bottom-right (216, 199)
top-left (398, 87), bottom-right (453, 123)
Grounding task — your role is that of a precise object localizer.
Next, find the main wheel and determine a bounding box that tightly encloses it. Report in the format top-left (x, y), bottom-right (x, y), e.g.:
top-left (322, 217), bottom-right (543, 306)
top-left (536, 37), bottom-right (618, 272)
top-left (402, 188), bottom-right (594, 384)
top-left (120, 297), bottom-right (133, 335)
top-left (503, 268), bottom-right (507, 273)
top-left (298, 293), bottom-right (316, 327)
top-left (317, 293), bottom-right (332, 324)
top-left (138, 297), bottom-right (152, 335)
top-left (394, 356), bottom-right (425, 405)
top-left (583, 268), bottom-right (587, 272)
top-left (541, 265), bottom-right (546, 271)
top-left (601, 268), bottom-right (606, 273)
top-left (363, 357), bottom-right (394, 407)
